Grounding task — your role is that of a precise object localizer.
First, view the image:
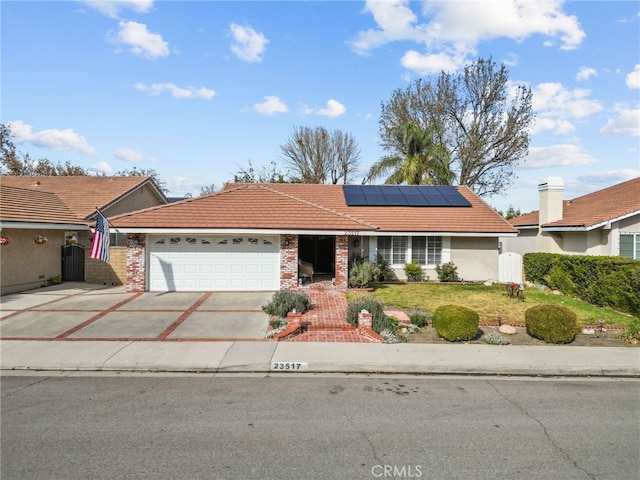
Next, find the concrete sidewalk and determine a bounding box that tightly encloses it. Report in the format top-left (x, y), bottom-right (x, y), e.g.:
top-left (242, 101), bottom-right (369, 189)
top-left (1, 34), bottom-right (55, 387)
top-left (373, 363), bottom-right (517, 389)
top-left (1, 339), bottom-right (638, 377)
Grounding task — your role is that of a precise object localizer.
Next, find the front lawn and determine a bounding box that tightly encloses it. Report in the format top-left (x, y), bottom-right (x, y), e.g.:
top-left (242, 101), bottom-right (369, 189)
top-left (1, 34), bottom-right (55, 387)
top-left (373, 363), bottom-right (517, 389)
top-left (346, 283), bottom-right (636, 328)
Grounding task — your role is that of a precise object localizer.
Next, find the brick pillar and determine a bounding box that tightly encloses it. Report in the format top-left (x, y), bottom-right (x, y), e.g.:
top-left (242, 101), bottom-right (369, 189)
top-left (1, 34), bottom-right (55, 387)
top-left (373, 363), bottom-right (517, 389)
top-left (280, 234), bottom-right (298, 290)
top-left (334, 235), bottom-right (349, 289)
top-left (287, 311), bottom-right (302, 327)
top-left (358, 310), bottom-right (373, 328)
top-left (126, 233), bottom-right (146, 292)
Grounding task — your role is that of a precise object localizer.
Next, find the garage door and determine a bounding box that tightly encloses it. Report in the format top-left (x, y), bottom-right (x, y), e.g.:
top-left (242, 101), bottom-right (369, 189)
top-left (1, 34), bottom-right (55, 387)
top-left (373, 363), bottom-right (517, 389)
top-left (148, 235), bottom-right (279, 291)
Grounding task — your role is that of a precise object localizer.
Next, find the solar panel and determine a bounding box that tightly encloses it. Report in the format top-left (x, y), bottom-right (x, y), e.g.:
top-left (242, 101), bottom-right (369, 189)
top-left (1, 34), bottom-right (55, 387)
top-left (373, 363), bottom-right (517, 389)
top-left (343, 185), bottom-right (471, 207)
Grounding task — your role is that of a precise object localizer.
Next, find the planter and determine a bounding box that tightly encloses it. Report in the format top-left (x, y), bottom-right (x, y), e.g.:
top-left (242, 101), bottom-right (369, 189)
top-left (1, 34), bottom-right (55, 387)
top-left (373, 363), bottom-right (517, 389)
top-left (34, 235), bottom-right (48, 244)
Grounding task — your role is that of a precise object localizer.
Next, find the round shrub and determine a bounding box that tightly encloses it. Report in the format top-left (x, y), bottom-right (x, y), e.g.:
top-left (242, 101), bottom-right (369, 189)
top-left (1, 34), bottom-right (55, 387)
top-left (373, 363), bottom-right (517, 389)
top-left (432, 305), bottom-right (479, 342)
top-left (262, 289), bottom-right (312, 318)
top-left (525, 304), bottom-right (578, 344)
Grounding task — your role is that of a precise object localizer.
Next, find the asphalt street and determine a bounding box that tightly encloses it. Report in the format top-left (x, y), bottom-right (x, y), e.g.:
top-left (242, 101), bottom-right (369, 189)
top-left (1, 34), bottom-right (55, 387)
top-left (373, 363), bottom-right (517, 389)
top-left (2, 374), bottom-right (639, 480)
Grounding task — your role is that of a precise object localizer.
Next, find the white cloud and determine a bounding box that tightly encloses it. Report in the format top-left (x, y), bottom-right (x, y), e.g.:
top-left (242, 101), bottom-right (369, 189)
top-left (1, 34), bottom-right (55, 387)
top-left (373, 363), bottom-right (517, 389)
top-left (316, 99), bottom-right (346, 118)
top-left (134, 82), bottom-right (215, 99)
top-left (522, 144), bottom-right (598, 169)
top-left (530, 82), bottom-right (603, 134)
top-left (7, 120), bottom-right (95, 155)
top-left (400, 50), bottom-right (464, 75)
top-left (577, 169), bottom-right (640, 185)
top-left (229, 23), bottom-right (268, 63)
top-left (109, 20), bottom-right (169, 58)
top-left (90, 161), bottom-right (113, 175)
top-left (626, 65), bottom-right (640, 89)
top-left (166, 176), bottom-right (211, 197)
top-left (576, 66), bottom-right (597, 81)
top-left (600, 104), bottom-right (640, 137)
top-left (253, 96), bottom-right (288, 115)
top-left (115, 147), bottom-right (157, 163)
top-left (79, 0), bottom-right (154, 19)
top-left (299, 100), bottom-right (347, 118)
top-left (351, 0), bottom-right (585, 74)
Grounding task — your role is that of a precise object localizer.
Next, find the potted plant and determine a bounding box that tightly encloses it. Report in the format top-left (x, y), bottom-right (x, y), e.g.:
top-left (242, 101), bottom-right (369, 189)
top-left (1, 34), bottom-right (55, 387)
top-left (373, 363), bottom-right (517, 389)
top-left (403, 262), bottom-right (424, 282)
top-left (34, 235), bottom-right (48, 244)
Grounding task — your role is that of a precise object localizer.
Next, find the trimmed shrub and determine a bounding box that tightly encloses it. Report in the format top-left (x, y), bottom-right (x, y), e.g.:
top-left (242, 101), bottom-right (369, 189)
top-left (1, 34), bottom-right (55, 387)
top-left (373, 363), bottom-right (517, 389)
top-left (262, 290), bottom-right (312, 318)
top-left (349, 260), bottom-right (380, 288)
top-left (346, 296), bottom-right (385, 328)
top-left (403, 262), bottom-right (424, 281)
top-left (436, 262), bottom-right (459, 282)
top-left (409, 313), bottom-right (428, 328)
top-left (432, 305), bottom-right (479, 342)
top-left (525, 304), bottom-right (578, 344)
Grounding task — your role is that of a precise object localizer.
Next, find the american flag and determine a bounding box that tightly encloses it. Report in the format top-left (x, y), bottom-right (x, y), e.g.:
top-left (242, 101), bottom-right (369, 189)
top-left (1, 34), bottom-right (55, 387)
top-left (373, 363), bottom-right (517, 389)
top-left (89, 211), bottom-right (110, 263)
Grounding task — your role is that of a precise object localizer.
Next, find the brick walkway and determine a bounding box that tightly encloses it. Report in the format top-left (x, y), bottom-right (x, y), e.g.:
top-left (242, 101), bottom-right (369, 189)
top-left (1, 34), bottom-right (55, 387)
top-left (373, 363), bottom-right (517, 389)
top-left (282, 282), bottom-right (379, 343)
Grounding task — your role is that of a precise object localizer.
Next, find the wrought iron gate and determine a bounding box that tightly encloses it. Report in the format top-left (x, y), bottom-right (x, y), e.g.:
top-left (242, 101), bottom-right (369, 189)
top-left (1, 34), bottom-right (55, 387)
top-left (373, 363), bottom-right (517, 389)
top-left (61, 244), bottom-right (85, 282)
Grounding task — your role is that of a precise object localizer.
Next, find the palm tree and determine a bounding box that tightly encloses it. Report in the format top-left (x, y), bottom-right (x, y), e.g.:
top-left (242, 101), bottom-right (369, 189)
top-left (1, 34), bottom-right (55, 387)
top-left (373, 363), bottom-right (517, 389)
top-left (367, 123), bottom-right (454, 185)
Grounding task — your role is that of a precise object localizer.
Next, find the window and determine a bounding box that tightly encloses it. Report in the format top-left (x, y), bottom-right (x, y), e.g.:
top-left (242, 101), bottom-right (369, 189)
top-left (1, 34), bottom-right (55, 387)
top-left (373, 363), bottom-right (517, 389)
top-left (411, 237), bottom-right (426, 264)
top-left (378, 236), bottom-right (407, 264)
top-left (428, 236), bottom-right (442, 265)
top-left (620, 233), bottom-right (640, 260)
top-left (379, 235), bottom-right (443, 266)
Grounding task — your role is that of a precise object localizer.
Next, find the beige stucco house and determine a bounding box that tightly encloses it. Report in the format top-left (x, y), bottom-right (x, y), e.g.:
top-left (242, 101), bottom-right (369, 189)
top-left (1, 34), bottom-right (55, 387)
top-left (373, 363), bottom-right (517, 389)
top-left (501, 176), bottom-right (640, 259)
top-left (0, 176), bottom-right (167, 294)
top-left (110, 183), bottom-right (518, 292)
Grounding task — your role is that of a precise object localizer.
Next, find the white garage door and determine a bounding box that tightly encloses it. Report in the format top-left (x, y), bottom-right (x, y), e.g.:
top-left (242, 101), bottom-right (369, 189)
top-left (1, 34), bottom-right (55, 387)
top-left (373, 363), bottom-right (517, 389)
top-left (148, 235), bottom-right (279, 291)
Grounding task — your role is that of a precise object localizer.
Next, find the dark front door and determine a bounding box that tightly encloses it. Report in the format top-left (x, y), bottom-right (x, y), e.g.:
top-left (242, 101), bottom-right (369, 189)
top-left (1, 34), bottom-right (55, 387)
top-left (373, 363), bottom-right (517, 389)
top-left (299, 236), bottom-right (335, 275)
top-left (61, 244), bottom-right (85, 281)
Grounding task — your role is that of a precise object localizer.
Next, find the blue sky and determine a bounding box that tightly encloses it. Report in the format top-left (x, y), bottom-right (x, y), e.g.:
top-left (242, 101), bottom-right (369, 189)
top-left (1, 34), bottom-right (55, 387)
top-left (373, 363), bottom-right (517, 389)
top-left (3, 0), bottom-right (639, 213)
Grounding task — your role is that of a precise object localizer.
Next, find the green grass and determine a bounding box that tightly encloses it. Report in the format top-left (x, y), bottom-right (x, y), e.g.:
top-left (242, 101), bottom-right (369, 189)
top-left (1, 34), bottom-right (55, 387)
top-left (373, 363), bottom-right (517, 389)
top-left (346, 283), bottom-right (636, 328)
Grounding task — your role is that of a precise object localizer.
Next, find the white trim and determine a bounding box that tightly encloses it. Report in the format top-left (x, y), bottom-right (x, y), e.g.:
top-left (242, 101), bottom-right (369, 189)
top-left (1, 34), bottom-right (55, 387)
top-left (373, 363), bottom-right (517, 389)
top-left (0, 221), bottom-right (90, 230)
top-left (541, 210), bottom-right (640, 232)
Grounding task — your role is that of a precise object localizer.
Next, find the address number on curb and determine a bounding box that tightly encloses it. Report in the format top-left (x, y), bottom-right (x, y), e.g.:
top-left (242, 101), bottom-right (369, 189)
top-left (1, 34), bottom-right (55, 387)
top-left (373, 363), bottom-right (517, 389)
top-left (271, 362), bottom-right (309, 371)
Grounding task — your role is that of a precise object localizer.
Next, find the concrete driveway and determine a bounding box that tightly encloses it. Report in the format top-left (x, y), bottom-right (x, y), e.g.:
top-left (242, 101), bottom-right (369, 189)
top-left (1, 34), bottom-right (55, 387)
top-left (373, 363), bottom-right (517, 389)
top-left (0, 283), bottom-right (275, 341)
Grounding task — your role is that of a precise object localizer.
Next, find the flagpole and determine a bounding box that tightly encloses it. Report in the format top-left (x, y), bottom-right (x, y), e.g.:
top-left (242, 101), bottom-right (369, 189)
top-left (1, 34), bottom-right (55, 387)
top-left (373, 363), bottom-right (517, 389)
top-left (94, 207), bottom-right (120, 234)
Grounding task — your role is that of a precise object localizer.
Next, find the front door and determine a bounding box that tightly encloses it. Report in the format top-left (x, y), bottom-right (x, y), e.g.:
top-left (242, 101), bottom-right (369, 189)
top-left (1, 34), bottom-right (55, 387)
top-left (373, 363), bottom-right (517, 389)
top-left (298, 236), bottom-right (335, 275)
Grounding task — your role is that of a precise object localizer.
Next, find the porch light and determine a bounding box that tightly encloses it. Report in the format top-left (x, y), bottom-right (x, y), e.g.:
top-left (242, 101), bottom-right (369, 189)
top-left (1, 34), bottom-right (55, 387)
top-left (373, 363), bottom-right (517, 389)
top-left (354, 238), bottom-right (360, 247)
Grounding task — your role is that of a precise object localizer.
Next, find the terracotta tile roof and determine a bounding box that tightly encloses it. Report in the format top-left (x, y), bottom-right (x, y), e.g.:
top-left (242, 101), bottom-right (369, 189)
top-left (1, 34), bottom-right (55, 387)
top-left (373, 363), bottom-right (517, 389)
top-left (0, 176), bottom-right (161, 220)
top-left (0, 185), bottom-right (86, 226)
top-left (112, 183), bottom-right (517, 234)
top-left (511, 177), bottom-right (640, 229)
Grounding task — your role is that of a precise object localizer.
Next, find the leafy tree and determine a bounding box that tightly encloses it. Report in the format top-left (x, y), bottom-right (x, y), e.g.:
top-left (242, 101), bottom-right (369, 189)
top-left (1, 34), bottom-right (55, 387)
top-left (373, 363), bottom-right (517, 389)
top-left (280, 126), bottom-right (361, 184)
top-left (233, 160), bottom-right (287, 183)
top-left (114, 167), bottom-right (168, 193)
top-left (367, 122), bottom-right (453, 185)
top-left (1, 123), bottom-right (89, 176)
top-left (379, 57), bottom-right (533, 196)
top-left (497, 205), bottom-right (522, 220)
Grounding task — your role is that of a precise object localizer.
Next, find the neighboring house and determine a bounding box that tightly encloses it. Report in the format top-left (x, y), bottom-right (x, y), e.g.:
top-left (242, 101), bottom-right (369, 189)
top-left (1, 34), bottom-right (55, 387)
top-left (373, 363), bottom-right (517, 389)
top-left (0, 176), bottom-right (167, 294)
top-left (111, 183), bottom-right (518, 292)
top-left (502, 176), bottom-right (640, 259)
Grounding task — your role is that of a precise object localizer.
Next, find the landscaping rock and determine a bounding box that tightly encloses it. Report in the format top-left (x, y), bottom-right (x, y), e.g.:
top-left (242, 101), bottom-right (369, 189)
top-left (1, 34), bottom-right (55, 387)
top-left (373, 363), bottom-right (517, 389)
top-left (498, 324), bottom-right (518, 335)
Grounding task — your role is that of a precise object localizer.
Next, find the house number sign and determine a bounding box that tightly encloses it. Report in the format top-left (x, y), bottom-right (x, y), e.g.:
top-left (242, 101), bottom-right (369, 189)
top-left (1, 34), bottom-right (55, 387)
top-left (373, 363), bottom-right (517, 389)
top-left (271, 362), bottom-right (309, 371)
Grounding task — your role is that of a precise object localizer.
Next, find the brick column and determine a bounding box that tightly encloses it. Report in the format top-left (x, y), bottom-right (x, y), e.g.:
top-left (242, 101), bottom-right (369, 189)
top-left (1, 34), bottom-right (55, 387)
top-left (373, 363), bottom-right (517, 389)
top-left (358, 310), bottom-right (373, 328)
top-left (280, 234), bottom-right (298, 290)
top-left (126, 233), bottom-right (146, 292)
top-left (334, 235), bottom-right (349, 289)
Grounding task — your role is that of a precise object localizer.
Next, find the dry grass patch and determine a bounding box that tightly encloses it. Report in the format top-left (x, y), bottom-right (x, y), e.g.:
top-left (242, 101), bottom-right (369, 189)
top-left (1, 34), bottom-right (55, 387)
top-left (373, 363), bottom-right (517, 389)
top-left (346, 283), bottom-right (635, 328)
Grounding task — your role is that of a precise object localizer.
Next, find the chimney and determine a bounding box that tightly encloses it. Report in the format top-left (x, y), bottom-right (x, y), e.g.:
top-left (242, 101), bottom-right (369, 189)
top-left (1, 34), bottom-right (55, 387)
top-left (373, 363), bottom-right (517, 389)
top-left (538, 177), bottom-right (564, 225)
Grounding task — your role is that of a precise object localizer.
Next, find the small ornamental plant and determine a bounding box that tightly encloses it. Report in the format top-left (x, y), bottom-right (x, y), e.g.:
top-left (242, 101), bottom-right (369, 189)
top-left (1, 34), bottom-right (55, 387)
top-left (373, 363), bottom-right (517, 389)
top-left (403, 262), bottom-right (424, 281)
top-left (436, 262), bottom-right (459, 282)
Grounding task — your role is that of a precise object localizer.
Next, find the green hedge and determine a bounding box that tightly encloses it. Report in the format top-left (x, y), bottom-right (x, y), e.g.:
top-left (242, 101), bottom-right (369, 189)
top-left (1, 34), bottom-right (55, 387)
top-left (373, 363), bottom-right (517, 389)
top-left (523, 253), bottom-right (640, 316)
